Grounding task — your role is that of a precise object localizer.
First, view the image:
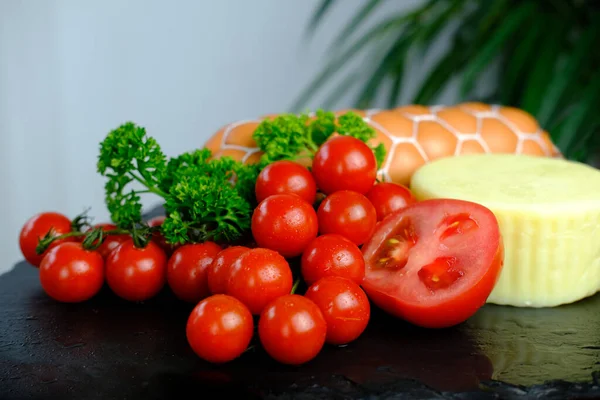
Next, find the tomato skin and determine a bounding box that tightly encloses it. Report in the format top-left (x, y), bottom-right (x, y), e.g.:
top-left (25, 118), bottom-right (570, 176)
top-left (186, 294), bottom-right (254, 364)
top-left (207, 246), bottom-right (249, 295)
top-left (167, 242), bottom-right (222, 303)
top-left (361, 199), bottom-right (504, 328)
top-left (312, 136), bottom-right (377, 195)
top-left (39, 242), bottom-right (104, 303)
top-left (255, 160), bottom-right (317, 204)
top-left (105, 240), bottom-right (167, 302)
top-left (305, 276), bottom-right (370, 345)
top-left (366, 182), bottom-right (417, 221)
top-left (251, 194), bottom-right (318, 258)
top-left (317, 190), bottom-right (377, 245)
top-left (227, 248), bottom-right (293, 315)
top-left (301, 234), bottom-right (365, 285)
top-left (91, 223), bottom-right (130, 259)
top-left (19, 212), bottom-right (73, 267)
top-left (258, 294), bottom-right (326, 365)
top-left (148, 216), bottom-right (178, 256)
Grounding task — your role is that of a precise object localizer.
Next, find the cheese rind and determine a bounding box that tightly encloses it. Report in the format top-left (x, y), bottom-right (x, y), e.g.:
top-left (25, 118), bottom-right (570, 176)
top-left (410, 154), bottom-right (600, 307)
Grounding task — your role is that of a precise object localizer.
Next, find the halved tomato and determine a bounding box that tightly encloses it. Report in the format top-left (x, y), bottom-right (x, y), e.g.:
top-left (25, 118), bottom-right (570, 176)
top-left (361, 199), bottom-right (504, 328)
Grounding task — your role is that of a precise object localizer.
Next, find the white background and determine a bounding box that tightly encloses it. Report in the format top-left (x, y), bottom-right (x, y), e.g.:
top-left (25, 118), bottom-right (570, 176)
top-left (0, 0), bottom-right (457, 273)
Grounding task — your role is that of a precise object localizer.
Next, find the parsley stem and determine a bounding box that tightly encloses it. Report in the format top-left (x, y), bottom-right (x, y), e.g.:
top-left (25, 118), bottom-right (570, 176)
top-left (128, 172), bottom-right (168, 198)
top-left (306, 136), bottom-right (319, 153)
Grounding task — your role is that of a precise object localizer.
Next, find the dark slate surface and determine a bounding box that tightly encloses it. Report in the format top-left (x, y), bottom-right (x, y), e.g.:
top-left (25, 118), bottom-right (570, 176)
top-left (1, 207), bottom-right (599, 399)
top-left (1, 260), bottom-right (599, 400)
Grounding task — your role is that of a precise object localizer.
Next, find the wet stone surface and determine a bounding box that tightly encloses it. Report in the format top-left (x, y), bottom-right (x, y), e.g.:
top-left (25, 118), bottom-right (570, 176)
top-left (1, 260), bottom-right (599, 399)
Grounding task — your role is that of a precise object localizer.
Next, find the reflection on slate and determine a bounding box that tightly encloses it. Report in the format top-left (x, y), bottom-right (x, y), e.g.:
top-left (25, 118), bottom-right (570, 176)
top-left (1, 259), bottom-right (599, 399)
top-left (466, 297), bottom-right (600, 386)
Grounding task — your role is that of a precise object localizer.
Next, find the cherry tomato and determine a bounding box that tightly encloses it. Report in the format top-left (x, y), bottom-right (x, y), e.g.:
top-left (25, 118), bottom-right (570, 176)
top-left (105, 239), bottom-right (167, 302)
top-left (366, 182), bottom-right (417, 221)
top-left (207, 246), bottom-right (249, 295)
top-left (90, 223), bottom-right (130, 259)
top-left (301, 234), bottom-right (365, 285)
top-left (312, 135), bottom-right (376, 195)
top-left (39, 242), bottom-right (104, 303)
top-left (227, 248), bottom-right (293, 315)
top-left (19, 212), bottom-right (73, 267)
top-left (361, 199), bottom-right (504, 328)
top-left (258, 294), bottom-right (326, 365)
top-left (305, 276), bottom-right (370, 345)
top-left (186, 294), bottom-right (254, 364)
top-left (251, 194), bottom-right (318, 258)
top-left (317, 190), bottom-right (377, 245)
top-left (167, 242), bottom-right (222, 303)
top-left (148, 216), bottom-right (178, 255)
top-left (255, 160), bottom-right (317, 204)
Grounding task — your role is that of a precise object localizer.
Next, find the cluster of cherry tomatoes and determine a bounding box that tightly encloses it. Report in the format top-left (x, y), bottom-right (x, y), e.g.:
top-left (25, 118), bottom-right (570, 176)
top-left (20, 134), bottom-right (505, 366)
top-left (18, 135), bottom-right (420, 366)
top-left (184, 136), bottom-right (417, 365)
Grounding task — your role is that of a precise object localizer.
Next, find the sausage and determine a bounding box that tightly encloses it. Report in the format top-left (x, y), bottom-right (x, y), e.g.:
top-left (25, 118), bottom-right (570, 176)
top-left (203, 102), bottom-right (562, 187)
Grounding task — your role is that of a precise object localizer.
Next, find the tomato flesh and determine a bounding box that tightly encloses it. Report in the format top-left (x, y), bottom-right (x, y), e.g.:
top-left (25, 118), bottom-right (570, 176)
top-left (366, 182), bottom-right (416, 221)
top-left (19, 212), bottom-right (73, 267)
top-left (312, 135), bottom-right (377, 195)
top-left (105, 240), bottom-right (167, 302)
top-left (39, 242), bottom-right (104, 303)
top-left (167, 242), bottom-right (222, 303)
top-left (148, 216), bottom-right (178, 255)
top-left (255, 160), bottom-right (317, 204)
top-left (207, 246), bottom-right (249, 295)
top-left (186, 294), bottom-right (254, 364)
top-left (362, 199), bottom-right (504, 328)
top-left (90, 223), bottom-right (129, 259)
top-left (258, 294), bottom-right (326, 365)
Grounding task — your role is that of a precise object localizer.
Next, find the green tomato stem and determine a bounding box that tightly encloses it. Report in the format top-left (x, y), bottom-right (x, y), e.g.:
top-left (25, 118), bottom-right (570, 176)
top-left (290, 279), bottom-right (301, 295)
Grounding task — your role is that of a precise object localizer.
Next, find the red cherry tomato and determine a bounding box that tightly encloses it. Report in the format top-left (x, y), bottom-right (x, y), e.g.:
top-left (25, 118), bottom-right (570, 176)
top-left (207, 246), bottom-right (249, 295)
top-left (255, 160), bottom-right (317, 204)
top-left (317, 190), bottom-right (377, 245)
top-left (227, 248), bottom-right (293, 315)
top-left (90, 223), bottom-right (130, 259)
top-left (105, 239), bottom-right (167, 302)
top-left (167, 242), bottom-right (222, 303)
top-left (312, 136), bottom-right (377, 195)
top-left (39, 242), bottom-right (104, 303)
top-left (301, 234), bottom-right (365, 285)
top-left (258, 294), bottom-right (327, 365)
top-left (148, 216), bottom-right (178, 255)
top-left (19, 212), bottom-right (73, 267)
top-left (361, 199), bottom-right (504, 328)
top-left (186, 294), bottom-right (254, 364)
top-left (305, 276), bottom-right (370, 345)
top-left (251, 194), bottom-right (318, 258)
top-left (366, 182), bottom-right (417, 221)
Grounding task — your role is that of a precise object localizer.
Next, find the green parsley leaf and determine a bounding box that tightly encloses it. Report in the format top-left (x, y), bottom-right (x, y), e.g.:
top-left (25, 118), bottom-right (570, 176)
top-left (252, 109), bottom-right (386, 167)
top-left (372, 143), bottom-right (387, 168)
top-left (97, 122), bottom-right (167, 228)
top-left (162, 174), bottom-right (252, 244)
top-left (336, 111), bottom-right (377, 142)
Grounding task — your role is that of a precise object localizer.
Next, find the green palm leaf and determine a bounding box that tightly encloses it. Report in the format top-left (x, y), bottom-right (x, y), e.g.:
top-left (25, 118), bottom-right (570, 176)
top-left (291, 13), bottom-right (422, 112)
top-left (537, 22), bottom-right (600, 127)
top-left (327, 0), bottom-right (384, 52)
top-left (460, 1), bottom-right (535, 97)
top-left (299, 0), bottom-right (600, 162)
top-left (306, 0), bottom-right (336, 37)
top-left (553, 71), bottom-right (600, 153)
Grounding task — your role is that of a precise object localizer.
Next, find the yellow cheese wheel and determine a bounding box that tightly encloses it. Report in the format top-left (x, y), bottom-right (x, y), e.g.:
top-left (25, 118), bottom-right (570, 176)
top-left (410, 154), bottom-right (600, 307)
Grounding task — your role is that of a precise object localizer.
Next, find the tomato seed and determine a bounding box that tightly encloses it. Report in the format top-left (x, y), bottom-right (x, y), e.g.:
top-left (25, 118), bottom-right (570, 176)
top-left (418, 256), bottom-right (464, 291)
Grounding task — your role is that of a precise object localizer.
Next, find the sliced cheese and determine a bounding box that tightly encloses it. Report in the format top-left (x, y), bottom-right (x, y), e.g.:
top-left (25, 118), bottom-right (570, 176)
top-left (410, 154), bottom-right (600, 307)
